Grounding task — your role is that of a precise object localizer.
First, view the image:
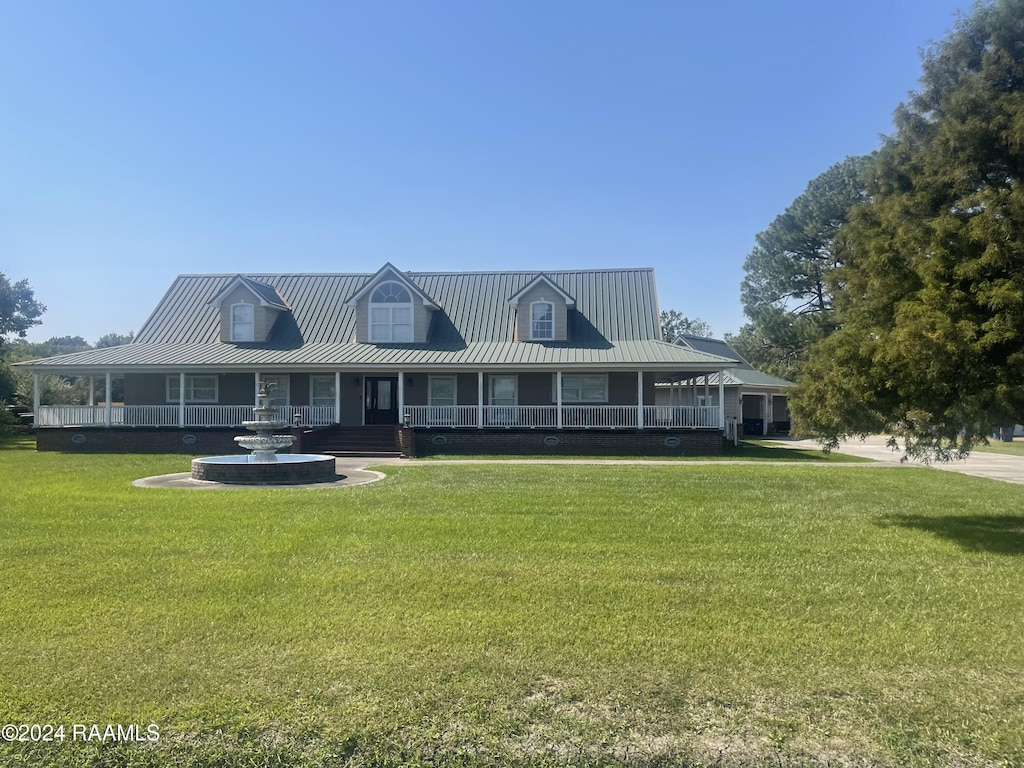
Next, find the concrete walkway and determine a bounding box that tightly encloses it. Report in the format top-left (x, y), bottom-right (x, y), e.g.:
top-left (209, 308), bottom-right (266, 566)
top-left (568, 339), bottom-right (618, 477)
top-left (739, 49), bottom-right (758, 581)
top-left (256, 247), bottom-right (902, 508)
top-left (770, 435), bottom-right (1024, 485)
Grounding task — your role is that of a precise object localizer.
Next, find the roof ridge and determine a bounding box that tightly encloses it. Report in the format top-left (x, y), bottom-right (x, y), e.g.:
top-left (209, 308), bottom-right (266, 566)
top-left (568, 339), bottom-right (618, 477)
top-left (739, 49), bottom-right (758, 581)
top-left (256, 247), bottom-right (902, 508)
top-left (172, 267), bottom-right (655, 278)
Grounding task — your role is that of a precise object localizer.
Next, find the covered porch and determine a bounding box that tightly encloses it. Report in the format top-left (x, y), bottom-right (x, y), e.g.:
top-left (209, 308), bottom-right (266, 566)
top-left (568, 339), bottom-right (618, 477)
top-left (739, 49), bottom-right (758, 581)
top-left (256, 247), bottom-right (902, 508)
top-left (31, 367), bottom-right (731, 432)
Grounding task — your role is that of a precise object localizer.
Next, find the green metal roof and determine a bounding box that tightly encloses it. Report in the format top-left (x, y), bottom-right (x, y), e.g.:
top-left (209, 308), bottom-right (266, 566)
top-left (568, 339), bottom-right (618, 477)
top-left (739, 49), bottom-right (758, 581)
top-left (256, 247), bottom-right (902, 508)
top-left (19, 268), bottom-right (739, 373)
top-left (671, 335), bottom-right (795, 389)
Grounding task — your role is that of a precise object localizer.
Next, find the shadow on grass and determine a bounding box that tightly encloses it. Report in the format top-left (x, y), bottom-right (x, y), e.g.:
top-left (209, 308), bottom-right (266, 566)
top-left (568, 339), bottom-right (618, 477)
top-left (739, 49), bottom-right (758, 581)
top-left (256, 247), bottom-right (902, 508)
top-left (0, 435), bottom-right (34, 451)
top-left (723, 441), bottom-right (872, 462)
top-left (878, 514), bottom-right (1024, 555)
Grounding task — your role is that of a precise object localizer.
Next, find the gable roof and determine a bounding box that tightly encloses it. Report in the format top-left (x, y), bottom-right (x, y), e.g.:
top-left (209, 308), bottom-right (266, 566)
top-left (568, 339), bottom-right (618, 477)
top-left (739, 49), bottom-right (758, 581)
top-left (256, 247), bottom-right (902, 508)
top-left (206, 275), bottom-right (290, 310)
top-left (672, 335), bottom-right (795, 388)
top-left (507, 273), bottom-right (576, 307)
top-left (19, 268), bottom-right (739, 373)
top-left (342, 262), bottom-right (440, 309)
top-left (135, 268), bottom-right (661, 345)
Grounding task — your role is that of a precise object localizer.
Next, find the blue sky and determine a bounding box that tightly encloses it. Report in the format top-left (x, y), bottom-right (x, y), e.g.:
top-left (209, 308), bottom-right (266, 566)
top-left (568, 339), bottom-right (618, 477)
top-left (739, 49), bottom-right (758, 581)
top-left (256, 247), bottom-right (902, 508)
top-left (3, 0), bottom-right (972, 345)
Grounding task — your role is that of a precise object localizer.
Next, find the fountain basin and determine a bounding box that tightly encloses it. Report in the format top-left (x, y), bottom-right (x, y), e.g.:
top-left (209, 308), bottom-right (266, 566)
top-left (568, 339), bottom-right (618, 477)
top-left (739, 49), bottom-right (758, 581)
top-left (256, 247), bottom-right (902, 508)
top-left (191, 454), bottom-right (337, 484)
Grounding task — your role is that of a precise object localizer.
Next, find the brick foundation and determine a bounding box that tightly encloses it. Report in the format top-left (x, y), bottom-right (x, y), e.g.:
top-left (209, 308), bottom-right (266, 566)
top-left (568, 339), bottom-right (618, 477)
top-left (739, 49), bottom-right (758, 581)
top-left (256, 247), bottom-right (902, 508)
top-left (412, 428), bottom-right (724, 456)
top-left (35, 427), bottom-right (244, 454)
top-left (35, 426), bottom-right (725, 456)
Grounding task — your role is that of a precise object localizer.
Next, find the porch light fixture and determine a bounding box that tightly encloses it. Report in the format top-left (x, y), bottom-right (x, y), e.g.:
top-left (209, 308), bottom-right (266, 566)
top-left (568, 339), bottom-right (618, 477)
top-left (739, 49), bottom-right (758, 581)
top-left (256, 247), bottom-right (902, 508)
top-left (353, 377), bottom-right (361, 386)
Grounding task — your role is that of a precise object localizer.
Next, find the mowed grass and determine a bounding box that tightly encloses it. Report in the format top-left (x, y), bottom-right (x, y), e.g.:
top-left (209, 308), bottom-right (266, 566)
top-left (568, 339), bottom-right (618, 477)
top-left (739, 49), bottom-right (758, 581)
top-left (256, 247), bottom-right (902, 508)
top-left (976, 438), bottom-right (1024, 456)
top-left (415, 440), bottom-right (872, 462)
top-left (1, 439), bottom-right (1022, 767)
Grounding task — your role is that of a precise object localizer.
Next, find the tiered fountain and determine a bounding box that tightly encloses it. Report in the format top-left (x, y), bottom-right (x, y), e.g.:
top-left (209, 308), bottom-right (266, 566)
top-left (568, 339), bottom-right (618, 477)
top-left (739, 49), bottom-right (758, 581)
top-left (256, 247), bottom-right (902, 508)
top-left (191, 382), bottom-right (336, 484)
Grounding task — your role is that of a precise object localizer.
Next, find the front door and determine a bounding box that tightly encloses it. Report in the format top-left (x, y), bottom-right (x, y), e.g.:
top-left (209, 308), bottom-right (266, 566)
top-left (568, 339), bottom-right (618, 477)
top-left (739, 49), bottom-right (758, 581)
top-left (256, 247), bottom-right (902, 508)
top-left (364, 377), bottom-right (399, 425)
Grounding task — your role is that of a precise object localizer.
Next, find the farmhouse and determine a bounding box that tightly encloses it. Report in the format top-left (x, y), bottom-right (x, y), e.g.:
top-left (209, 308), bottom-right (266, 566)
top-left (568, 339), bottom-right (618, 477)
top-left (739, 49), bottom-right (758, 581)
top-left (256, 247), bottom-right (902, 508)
top-left (20, 263), bottom-right (744, 455)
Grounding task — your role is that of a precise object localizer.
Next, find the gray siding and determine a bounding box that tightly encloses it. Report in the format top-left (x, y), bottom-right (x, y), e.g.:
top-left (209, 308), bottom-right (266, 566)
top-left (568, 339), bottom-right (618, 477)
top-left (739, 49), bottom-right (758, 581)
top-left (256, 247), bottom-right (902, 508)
top-left (514, 284), bottom-right (569, 342)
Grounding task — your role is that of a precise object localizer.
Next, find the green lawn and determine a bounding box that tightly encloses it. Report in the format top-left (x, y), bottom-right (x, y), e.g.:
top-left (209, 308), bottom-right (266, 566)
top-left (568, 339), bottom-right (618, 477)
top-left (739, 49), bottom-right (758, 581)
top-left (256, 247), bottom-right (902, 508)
top-left (975, 437), bottom-right (1024, 456)
top-left (415, 440), bottom-right (872, 462)
top-left (1, 438), bottom-right (1022, 767)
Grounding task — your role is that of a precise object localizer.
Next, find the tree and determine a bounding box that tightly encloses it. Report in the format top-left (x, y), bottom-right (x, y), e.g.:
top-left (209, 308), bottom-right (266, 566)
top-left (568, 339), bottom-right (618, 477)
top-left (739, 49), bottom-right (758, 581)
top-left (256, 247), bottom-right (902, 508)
top-left (95, 331), bottom-right (134, 348)
top-left (0, 273), bottom-right (44, 407)
top-left (660, 310), bottom-right (712, 342)
top-left (732, 155), bottom-right (872, 379)
top-left (0, 273), bottom-right (45, 345)
top-left (792, 0), bottom-right (1024, 460)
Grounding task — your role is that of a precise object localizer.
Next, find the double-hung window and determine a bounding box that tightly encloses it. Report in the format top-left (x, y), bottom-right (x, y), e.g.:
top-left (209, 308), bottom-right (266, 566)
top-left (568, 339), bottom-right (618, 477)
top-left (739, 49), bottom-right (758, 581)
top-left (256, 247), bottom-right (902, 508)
top-left (369, 282), bottom-right (413, 342)
top-left (558, 374), bottom-right (608, 403)
top-left (310, 375), bottom-right (336, 408)
top-left (530, 301), bottom-right (554, 340)
top-left (167, 375), bottom-right (218, 403)
top-left (231, 303), bottom-right (254, 342)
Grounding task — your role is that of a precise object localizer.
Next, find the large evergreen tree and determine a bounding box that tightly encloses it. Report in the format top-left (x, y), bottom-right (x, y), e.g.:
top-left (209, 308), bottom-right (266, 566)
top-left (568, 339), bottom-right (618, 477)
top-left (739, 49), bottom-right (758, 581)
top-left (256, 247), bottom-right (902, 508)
top-left (730, 155), bottom-right (871, 379)
top-left (792, 0), bottom-right (1024, 459)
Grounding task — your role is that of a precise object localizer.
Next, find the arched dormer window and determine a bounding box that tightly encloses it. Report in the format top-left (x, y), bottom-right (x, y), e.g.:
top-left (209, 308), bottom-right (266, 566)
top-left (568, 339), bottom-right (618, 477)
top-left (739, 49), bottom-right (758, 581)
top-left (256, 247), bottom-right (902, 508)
top-left (369, 281), bottom-right (413, 342)
top-left (530, 300), bottom-right (554, 340)
top-left (231, 302), bottom-right (254, 342)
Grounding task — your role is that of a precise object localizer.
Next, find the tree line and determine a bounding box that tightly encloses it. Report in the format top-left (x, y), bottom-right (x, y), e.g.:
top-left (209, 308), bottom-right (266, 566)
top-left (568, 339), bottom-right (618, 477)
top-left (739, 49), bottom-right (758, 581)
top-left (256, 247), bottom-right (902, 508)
top-left (0, 272), bottom-right (133, 429)
top-left (732, 0), bottom-right (1024, 459)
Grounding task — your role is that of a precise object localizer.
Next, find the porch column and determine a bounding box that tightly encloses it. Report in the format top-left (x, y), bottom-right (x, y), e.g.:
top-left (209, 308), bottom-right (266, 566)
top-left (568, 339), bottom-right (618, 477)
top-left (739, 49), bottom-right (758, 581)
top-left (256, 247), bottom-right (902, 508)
top-left (764, 393), bottom-right (770, 436)
top-left (88, 377), bottom-right (95, 407)
top-left (33, 373), bottom-right (40, 426)
top-left (104, 373), bottom-right (112, 427)
top-left (397, 372), bottom-right (405, 425)
top-left (254, 372), bottom-right (261, 402)
top-left (334, 372), bottom-right (341, 424)
top-left (556, 371), bottom-right (563, 428)
top-left (637, 371), bottom-right (644, 429)
top-left (179, 372), bottom-right (186, 427)
top-left (477, 372), bottom-right (484, 428)
top-left (718, 371), bottom-right (726, 429)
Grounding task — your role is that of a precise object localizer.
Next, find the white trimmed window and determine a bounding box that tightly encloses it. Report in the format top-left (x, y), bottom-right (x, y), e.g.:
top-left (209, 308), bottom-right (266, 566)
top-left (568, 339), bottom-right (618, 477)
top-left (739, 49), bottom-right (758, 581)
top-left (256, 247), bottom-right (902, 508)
top-left (310, 375), bottom-right (336, 408)
top-left (369, 281), bottom-right (413, 342)
top-left (231, 303), bottom-right (254, 342)
top-left (558, 374), bottom-right (608, 403)
top-left (261, 375), bottom-right (290, 407)
top-left (530, 301), bottom-right (554, 340)
top-left (167, 375), bottom-right (218, 403)
top-left (429, 375), bottom-right (457, 406)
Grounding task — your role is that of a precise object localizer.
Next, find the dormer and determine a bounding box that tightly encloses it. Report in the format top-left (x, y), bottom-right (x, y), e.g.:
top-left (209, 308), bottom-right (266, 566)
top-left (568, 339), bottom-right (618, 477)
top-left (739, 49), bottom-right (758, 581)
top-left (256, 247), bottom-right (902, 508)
top-left (509, 274), bottom-right (575, 342)
top-left (207, 276), bottom-right (290, 344)
top-left (345, 263), bottom-right (440, 344)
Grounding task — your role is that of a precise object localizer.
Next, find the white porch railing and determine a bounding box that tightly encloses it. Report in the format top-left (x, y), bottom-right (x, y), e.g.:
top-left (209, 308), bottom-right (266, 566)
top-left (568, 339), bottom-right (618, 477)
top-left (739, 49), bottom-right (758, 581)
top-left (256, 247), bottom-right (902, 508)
top-left (643, 405), bottom-right (721, 429)
top-left (404, 404), bottom-right (722, 429)
top-left (36, 405), bottom-right (337, 428)
top-left (36, 404), bottom-right (723, 430)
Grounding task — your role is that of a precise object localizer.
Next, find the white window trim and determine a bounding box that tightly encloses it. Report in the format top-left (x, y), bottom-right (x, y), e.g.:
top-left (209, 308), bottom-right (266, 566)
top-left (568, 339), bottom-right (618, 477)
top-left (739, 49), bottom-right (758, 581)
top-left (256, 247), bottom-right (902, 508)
top-left (261, 374), bottom-right (291, 406)
top-left (310, 374), bottom-right (336, 408)
top-left (369, 281), bottom-right (414, 343)
top-left (488, 374), bottom-right (518, 405)
top-left (428, 374), bottom-right (458, 406)
top-left (166, 375), bottom-right (219, 404)
top-left (530, 300), bottom-right (555, 341)
top-left (555, 373), bottom-right (609, 403)
top-left (230, 302), bottom-right (255, 342)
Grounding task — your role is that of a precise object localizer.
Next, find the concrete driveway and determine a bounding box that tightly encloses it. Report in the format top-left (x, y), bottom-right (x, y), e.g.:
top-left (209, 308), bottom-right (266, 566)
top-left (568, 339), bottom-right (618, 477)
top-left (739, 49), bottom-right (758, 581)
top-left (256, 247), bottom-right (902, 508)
top-left (776, 435), bottom-right (1024, 485)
